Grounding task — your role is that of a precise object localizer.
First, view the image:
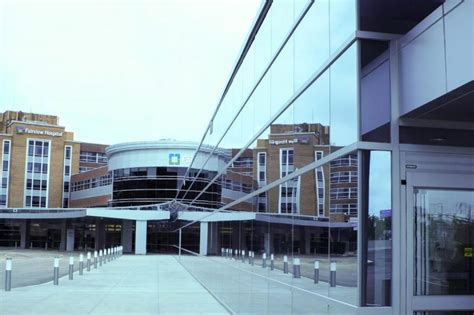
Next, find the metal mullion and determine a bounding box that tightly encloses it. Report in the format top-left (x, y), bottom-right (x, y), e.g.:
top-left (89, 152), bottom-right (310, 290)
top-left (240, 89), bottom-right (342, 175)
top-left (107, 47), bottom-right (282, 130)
top-left (174, 141), bottom-right (359, 233)
top-left (178, 0), bottom-right (273, 186)
top-left (189, 34), bottom-right (358, 206)
top-left (178, 0), bottom-right (314, 201)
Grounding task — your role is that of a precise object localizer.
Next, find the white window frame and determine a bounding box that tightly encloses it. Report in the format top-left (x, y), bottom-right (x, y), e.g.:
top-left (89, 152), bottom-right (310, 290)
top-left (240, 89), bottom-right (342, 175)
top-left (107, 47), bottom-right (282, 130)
top-left (24, 138), bottom-right (51, 208)
top-left (315, 150), bottom-right (325, 217)
top-left (1, 140), bottom-right (12, 208)
top-left (62, 145), bottom-right (72, 208)
top-left (279, 148), bottom-right (296, 214)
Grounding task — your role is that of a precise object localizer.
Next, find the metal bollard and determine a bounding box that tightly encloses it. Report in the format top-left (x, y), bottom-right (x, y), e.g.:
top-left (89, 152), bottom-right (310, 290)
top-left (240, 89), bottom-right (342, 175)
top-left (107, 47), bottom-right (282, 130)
top-left (234, 249), bottom-right (238, 260)
top-left (221, 248), bottom-right (224, 257)
top-left (330, 261), bottom-right (337, 287)
top-left (5, 257), bottom-right (12, 291)
top-left (270, 254), bottom-right (274, 270)
top-left (99, 250), bottom-right (103, 266)
top-left (103, 249), bottom-right (107, 265)
top-left (94, 251), bottom-right (98, 268)
top-left (79, 254), bottom-right (84, 275)
top-left (314, 261), bottom-right (320, 284)
top-left (53, 257), bottom-right (59, 285)
top-left (69, 256), bottom-right (74, 280)
top-left (45, 242), bottom-right (48, 250)
top-left (262, 253), bottom-right (267, 268)
top-left (293, 258), bottom-right (301, 278)
top-left (251, 251), bottom-right (255, 266)
top-left (248, 251), bottom-right (252, 264)
top-left (241, 250), bottom-right (245, 263)
top-left (283, 255), bottom-right (289, 274)
top-left (87, 252), bottom-right (91, 271)
top-left (108, 248), bottom-right (111, 262)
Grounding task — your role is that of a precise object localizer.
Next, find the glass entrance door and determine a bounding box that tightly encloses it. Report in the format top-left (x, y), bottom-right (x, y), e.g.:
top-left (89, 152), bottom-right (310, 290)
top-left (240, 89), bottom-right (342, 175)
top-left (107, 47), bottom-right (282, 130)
top-left (406, 172), bottom-right (474, 314)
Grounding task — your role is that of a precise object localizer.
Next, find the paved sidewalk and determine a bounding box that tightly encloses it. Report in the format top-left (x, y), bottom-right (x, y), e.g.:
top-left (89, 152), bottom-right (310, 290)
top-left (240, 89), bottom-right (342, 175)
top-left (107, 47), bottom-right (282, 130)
top-left (0, 255), bottom-right (228, 315)
top-left (178, 255), bottom-right (358, 314)
top-left (0, 249), bottom-right (91, 288)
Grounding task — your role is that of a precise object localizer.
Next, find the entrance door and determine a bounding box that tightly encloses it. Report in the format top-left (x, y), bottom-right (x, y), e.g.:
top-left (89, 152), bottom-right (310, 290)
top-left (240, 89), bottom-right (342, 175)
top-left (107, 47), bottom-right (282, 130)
top-left (406, 171), bottom-right (474, 314)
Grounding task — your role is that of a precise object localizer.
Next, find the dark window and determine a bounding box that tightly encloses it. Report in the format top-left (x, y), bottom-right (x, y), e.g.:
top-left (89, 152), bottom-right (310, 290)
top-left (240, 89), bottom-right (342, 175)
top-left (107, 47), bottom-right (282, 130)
top-left (34, 163), bottom-right (41, 173)
top-left (2, 160), bottom-right (8, 171)
top-left (43, 142), bottom-right (49, 157)
top-left (3, 141), bottom-right (10, 154)
top-left (42, 164), bottom-right (48, 174)
top-left (28, 141), bottom-right (34, 156)
top-left (40, 197), bottom-right (46, 207)
top-left (288, 150), bottom-right (294, 165)
top-left (63, 181), bottom-right (69, 192)
top-left (64, 165), bottom-right (70, 176)
top-left (1, 177), bottom-right (7, 188)
top-left (32, 196), bottom-right (40, 207)
top-left (33, 179), bottom-right (41, 190)
top-left (26, 179), bottom-right (32, 189)
top-left (34, 141), bottom-right (43, 156)
top-left (65, 147), bottom-right (71, 159)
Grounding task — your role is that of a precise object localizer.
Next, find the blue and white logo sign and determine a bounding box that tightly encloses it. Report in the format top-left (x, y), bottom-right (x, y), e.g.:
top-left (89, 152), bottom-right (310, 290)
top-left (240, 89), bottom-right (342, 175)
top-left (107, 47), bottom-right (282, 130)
top-left (16, 126), bottom-right (25, 134)
top-left (169, 153), bottom-right (181, 165)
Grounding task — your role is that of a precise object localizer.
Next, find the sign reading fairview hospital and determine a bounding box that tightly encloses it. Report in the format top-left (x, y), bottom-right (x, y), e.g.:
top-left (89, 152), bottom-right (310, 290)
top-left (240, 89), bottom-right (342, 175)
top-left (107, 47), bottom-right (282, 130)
top-left (269, 137), bottom-right (309, 146)
top-left (16, 125), bottom-right (63, 137)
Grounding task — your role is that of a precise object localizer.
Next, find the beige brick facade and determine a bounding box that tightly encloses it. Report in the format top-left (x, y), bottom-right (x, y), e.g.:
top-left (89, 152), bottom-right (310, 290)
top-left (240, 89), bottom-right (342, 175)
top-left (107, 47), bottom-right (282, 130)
top-left (0, 111), bottom-right (80, 208)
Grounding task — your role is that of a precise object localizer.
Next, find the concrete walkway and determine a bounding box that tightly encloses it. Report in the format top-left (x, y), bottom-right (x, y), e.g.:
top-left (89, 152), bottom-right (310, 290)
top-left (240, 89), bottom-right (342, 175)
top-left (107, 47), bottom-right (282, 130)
top-left (178, 255), bottom-right (358, 314)
top-left (0, 255), bottom-right (228, 315)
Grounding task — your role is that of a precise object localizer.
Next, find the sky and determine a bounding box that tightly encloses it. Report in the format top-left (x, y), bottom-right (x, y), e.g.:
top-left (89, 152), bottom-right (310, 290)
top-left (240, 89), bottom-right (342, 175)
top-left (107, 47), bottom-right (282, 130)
top-left (0, 0), bottom-right (260, 144)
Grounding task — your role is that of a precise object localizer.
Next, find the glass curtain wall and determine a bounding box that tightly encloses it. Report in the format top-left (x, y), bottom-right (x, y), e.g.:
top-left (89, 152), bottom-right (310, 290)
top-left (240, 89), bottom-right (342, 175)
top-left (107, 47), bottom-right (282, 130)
top-left (171, 0), bottom-right (392, 313)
